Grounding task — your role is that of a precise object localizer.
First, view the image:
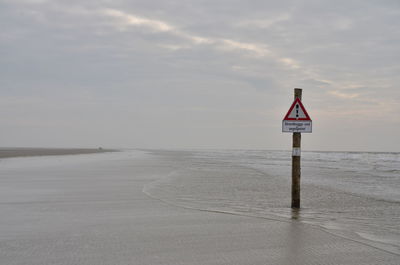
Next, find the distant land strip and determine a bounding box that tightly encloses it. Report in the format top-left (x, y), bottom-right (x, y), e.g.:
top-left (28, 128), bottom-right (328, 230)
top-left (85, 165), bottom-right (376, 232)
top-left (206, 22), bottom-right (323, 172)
top-left (0, 148), bottom-right (117, 159)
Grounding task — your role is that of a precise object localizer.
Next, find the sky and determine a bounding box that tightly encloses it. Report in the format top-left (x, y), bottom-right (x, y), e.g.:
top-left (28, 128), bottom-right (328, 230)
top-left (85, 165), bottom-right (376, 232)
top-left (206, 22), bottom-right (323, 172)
top-left (1, 0), bottom-right (399, 152)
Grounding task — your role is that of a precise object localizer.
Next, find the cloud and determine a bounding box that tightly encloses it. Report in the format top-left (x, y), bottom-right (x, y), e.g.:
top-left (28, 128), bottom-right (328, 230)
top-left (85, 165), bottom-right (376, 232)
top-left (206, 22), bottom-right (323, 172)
top-left (236, 13), bottom-right (291, 29)
top-left (329, 90), bottom-right (360, 99)
top-left (331, 18), bottom-right (354, 31)
top-left (3, 0), bottom-right (48, 3)
top-left (101, 8), bottom-right (173, 32)
top-left (97, 8), bottom-right (306, 78)
top-left (219, 39), bottom-right (270, 56)
top-left (278, 57), bottom-right (300, 69)
top-left (98, 8), bottom-right (274, 56)
top-left (1, 1), bottom-right (400, 150)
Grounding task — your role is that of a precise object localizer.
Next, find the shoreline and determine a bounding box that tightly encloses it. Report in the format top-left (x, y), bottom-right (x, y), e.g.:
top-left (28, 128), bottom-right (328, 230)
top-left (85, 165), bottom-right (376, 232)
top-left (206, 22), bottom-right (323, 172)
top-left (0, 147), bottom-right (117, 159)
top-left (1, 149), bottom-right (398, 264)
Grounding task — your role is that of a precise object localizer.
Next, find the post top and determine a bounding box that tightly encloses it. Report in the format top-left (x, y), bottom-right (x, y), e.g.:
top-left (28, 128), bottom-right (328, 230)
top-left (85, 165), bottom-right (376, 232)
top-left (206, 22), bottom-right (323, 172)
top-left (294, 88), bottom-right (302, 100)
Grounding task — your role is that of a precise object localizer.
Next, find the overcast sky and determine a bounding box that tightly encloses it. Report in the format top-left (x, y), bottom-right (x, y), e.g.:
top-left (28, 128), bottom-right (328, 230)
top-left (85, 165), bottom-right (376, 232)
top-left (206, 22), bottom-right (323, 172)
top-left (1, 0), bottom-right (399, 151)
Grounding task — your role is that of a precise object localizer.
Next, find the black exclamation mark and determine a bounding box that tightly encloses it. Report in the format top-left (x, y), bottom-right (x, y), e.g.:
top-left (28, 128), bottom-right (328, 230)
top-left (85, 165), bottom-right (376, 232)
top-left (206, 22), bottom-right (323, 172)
top-left (296, 104), bottom-right (299, 119)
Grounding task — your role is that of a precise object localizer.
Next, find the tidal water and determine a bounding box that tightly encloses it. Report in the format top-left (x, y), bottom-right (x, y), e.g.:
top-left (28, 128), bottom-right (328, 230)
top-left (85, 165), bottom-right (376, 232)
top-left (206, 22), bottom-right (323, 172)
top-left (1, 149), bottom-right (399, 262)
top-left (144, 149), bottom-right (400, 255)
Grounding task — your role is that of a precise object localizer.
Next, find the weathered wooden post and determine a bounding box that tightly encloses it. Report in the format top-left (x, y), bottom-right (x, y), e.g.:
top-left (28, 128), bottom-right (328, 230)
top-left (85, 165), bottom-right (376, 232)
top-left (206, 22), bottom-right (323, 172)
top-left (292, 89), bottom-right (302, 208)
top-left (282, 88), bottom-right (312, 209)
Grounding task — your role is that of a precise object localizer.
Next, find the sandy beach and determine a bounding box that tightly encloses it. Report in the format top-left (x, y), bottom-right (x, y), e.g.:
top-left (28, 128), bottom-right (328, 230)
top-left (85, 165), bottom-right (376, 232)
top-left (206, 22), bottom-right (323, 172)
top-left (0, 147), bottom-right (114, 159)
top-left (0, 150), bottom-right (399, 264)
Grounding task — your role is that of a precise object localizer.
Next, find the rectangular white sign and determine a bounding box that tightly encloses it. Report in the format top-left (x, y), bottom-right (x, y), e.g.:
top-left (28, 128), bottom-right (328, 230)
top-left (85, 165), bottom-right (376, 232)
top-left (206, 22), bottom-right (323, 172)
top-left (282, 120), bottom-right (312, 133)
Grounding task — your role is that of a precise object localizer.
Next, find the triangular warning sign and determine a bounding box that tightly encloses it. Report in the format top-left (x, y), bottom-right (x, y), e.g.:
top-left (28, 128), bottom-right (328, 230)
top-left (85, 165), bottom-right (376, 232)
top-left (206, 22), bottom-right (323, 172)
top-left (283, 98), bottom-right (311, 121)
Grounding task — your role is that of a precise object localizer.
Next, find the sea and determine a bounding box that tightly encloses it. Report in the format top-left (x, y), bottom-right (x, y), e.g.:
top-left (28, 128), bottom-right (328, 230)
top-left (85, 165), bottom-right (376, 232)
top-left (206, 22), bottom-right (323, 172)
top-left (143, 149), bottom-right (400, 255)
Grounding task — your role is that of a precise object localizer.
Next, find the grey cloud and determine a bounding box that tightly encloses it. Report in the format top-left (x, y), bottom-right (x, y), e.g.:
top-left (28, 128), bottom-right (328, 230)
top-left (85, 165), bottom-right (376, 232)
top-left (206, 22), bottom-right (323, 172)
top-left (1, 0), bottom-right (399, 150)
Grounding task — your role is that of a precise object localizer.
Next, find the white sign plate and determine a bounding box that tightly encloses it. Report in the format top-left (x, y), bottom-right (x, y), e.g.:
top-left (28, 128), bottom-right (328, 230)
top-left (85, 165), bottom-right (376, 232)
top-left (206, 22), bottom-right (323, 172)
top-left (282, 120), bottom-right (312, 133)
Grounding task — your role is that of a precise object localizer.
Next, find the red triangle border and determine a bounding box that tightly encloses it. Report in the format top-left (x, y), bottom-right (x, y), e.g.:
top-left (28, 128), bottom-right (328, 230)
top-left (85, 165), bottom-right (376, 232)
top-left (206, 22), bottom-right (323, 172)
top-left (283, 98), bottom-right (312, 121)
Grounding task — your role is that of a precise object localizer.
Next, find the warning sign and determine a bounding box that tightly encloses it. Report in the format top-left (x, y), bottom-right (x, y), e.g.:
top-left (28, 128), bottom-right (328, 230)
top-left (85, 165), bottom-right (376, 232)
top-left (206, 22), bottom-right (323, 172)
top-left (282, 98), bottom-right (312, 133)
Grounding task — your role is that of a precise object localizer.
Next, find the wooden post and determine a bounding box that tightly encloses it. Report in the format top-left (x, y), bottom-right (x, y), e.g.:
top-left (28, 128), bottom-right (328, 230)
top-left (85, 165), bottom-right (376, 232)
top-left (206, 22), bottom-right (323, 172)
top-left (292, 88), bottom-right (302, 208)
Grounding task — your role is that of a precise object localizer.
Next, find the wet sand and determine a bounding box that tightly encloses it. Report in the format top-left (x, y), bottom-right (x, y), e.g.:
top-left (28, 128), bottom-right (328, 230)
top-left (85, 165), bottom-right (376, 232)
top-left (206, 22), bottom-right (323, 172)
top-left (0, 147), bottom-right (115, 159)
top-left (0, 150), bottom-right (399, 264)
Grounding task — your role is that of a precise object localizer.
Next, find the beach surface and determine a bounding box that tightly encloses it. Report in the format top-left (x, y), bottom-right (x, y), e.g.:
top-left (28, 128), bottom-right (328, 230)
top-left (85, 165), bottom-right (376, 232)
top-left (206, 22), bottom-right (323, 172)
top-left (0, 147), bottom-right (114, 159)
top-left (0, 149), bottom-right (399, 264)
